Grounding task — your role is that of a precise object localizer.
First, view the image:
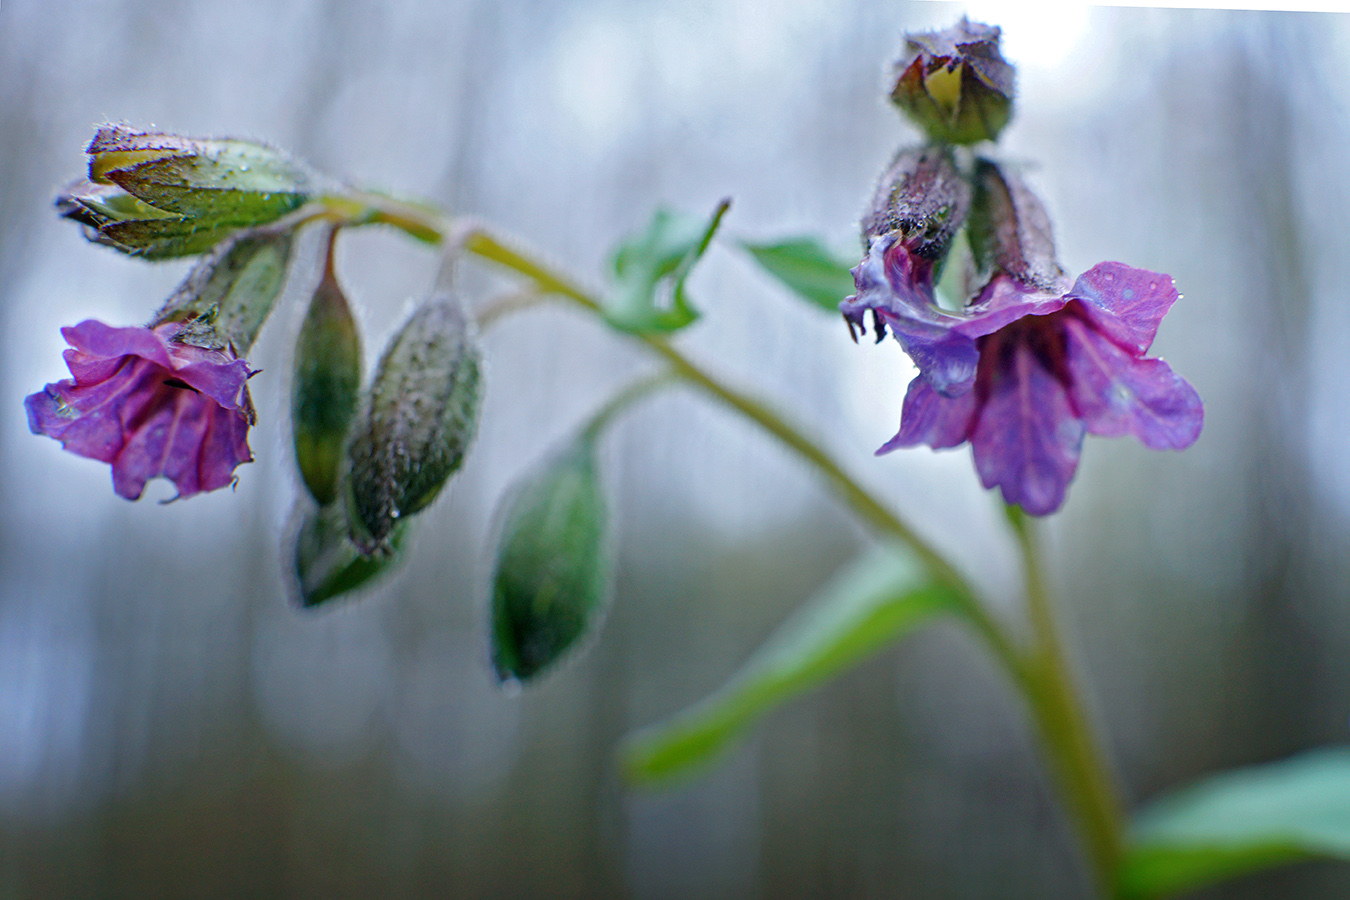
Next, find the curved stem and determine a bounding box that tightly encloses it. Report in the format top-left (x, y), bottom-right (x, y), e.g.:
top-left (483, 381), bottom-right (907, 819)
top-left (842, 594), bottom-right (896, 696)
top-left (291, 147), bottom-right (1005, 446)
top-left (1007, 507), bottom-right (1125, 897)
top-left (327, 191), bottom-right (1122, 895)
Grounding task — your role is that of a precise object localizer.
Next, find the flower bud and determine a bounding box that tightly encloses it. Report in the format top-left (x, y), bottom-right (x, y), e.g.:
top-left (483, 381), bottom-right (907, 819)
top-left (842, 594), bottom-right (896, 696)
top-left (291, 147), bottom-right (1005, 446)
top-left (293, 501), bottom-right (407, 608)
top-left (292, 230), bottom-right (362, 506)
top-left (889, 18), bottom-right (1015, 145)
top-left (968, 159), bottom-right (1066, 293)
top-left (82, 124), bottom-right (317, 237)
top-left (345, 295), bottom-right (482, 551)
top-left (491, 437), bottom-right (609, 683)
top-left (150, 225), bottom-right (297, 353)
top-left (56, 179), bottom-right (239, 259)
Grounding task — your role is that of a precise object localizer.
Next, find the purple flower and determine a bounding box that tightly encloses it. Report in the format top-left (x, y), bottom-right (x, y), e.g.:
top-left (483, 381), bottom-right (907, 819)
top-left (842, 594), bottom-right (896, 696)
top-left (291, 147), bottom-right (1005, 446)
top-left (844, 233), bottom-right (1203, 515)
top-left (25, 320), bottom-right (255, 500)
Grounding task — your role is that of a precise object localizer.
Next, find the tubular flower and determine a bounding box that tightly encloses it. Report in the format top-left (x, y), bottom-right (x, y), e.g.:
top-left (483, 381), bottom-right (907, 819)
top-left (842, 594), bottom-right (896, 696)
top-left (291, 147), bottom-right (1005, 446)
top-left (25, 320), bottom-right (255, 500)
top-left (845, 254), bottom-right (1203, 515)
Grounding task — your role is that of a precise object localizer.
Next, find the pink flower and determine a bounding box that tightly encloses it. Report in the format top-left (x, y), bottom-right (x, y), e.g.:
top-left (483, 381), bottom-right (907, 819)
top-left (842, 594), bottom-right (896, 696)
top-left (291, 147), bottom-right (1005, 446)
top-left (25, 320), bottom-right (255, 500)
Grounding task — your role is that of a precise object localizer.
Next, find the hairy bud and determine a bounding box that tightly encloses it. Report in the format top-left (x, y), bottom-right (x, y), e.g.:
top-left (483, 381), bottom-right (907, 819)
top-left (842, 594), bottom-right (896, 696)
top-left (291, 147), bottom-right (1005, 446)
top-left (150, 225), bottom-right (296, 353)
top-left (345, 296), bottom-right (482, 551)
top-left (890, 18), bottom-right (1015, 145)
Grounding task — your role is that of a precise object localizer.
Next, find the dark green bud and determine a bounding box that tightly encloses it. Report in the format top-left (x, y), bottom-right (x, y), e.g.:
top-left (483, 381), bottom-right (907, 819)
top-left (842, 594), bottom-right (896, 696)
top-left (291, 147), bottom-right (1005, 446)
top-left (149, 225), bottom-right (296, 353)
top-left (292, 230), bottom-right (362, 506)
top-left (890, 18), bottom-right (1015, 145)
top-left (346, 295), bottom-right (482, 552)
top-left (293, 501), bottom-right (408, 608)
top-left (491, 437), bottom-right (610, 684)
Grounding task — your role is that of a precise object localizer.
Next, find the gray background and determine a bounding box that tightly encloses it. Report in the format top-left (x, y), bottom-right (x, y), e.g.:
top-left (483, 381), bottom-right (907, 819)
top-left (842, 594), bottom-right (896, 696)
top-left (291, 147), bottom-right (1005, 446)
top-left (2, 2), bottom-right (1349, 897)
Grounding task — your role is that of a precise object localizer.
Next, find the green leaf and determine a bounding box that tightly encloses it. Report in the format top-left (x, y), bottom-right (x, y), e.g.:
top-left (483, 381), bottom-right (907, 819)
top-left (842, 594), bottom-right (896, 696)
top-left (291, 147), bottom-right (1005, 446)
top-left (491, 436), bottom-right (610, 684)
top-left (741, 237), bottom-right (857, 313)
top-left (603, 199), bottom-right (729, 334)
top-left (621, 546), bottom-right (957, 784)
top-left (293, 501), bottom-right (408, 608)
top-left (1119, 747), bottom-right (1350, 899)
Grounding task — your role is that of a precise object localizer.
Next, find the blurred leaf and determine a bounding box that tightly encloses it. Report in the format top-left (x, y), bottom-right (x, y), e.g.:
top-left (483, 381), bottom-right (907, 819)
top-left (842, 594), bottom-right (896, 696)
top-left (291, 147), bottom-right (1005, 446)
top-left (1119, 747), bottom-right (1350, 899)
top-left (622, 546), bottom-right (957, 784)
top-left (603, 199), bottom-right (729, 334)
top-left (741, 237), bottom-right (857, 313)
top-left (491, 436), bottom-right (609, 684)
top-left (292, 229), bottom-right (362, 505)
top-left (293, 501), bottom-right (408, 608)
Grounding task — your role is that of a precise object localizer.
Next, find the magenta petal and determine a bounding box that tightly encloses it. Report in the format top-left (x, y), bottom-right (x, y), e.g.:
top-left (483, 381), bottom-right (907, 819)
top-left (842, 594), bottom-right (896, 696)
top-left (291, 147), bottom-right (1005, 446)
top-left (27, 320), bottom-right (254, 500)
top-left (879, 374), bottom-right (979, 452)
top-left (62, 320), bottom-right (174, 369)
top-left (1065, 262), bottom-right (1178, 354)
top-left (970, 340), bottom-right (1084, 516)
top-left (1063, 316), bottom-right (1203, 450)
top-left (951, 274), bottom-right (1069, 340)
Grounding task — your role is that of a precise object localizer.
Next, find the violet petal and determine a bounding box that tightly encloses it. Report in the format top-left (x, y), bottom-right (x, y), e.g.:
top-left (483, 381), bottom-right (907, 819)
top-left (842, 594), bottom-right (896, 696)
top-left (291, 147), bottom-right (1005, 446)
top-left (971, 339), bottom-right (1084, 515)
top-left (1063, 315), bottom-right (1203, 450)
top-left (1065, 262), bottom-right (1178, 354)
top-left (878, 374), bottom-right (980, 452)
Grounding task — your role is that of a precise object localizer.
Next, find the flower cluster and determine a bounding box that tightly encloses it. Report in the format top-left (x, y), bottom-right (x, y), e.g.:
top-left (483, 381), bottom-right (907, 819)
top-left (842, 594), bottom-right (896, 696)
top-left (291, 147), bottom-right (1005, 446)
top-left (844, 81), bottom-right (1202, 514)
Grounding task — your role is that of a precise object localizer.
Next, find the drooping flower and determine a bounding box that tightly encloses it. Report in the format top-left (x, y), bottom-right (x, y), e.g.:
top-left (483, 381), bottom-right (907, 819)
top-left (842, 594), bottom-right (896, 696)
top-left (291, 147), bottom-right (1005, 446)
top-left (843, 161), bottom-right (1202, 516)
top-left (25, 320), bottom-right (255, 500)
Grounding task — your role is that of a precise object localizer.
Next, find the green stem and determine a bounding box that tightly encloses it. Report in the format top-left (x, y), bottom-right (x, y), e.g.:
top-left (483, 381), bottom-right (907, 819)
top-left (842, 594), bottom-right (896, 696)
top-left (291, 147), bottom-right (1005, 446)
top-left (1007, 506), bottom-right (1125, 896)
top-left (580, 371), bottom-right (678, 443)
top-left (329, 191), bottom-right (1124, 895)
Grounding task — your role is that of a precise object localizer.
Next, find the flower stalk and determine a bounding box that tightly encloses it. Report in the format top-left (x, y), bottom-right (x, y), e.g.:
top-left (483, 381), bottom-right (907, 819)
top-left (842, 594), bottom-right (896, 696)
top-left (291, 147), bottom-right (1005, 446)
top-left (317, 188), bottom-right (1126, 896)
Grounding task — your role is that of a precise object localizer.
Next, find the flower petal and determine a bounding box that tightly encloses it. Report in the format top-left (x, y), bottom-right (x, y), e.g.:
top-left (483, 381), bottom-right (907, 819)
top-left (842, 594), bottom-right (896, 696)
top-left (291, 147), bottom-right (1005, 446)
top-left (61, 320), bottom-right (173, 369)
top-left (1065, 262), bottom-right (1178, 354)
top-left (878, 374), bottom-right (979, 452)
top-left (1063, 315), bottom-right (1203, 449)
top-left (971, 339), bottom-right (1084, 515)
top-left (952, 273), bottom-right (1069, 340)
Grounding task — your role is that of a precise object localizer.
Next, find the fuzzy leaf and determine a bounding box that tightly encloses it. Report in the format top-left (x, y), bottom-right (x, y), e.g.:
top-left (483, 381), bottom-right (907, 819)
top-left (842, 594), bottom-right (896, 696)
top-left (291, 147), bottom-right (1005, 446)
top-left (293, 501), bottom-right (408, 608)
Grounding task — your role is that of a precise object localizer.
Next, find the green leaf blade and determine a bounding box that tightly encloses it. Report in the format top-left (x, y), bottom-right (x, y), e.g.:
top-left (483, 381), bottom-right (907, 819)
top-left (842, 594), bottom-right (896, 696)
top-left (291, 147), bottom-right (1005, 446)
top-left (602, 200), bottom-right (729, 335)
top-left (621, 547), bottom-right (956, 784)
top-left (1119, 747), bottom-right (1350, 899)
top-left (741, 237), bottom-right (857, 313)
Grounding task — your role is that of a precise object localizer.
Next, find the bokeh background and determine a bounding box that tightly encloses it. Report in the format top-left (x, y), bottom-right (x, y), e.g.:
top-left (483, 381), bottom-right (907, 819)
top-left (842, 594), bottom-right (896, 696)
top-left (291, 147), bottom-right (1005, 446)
top-left (2, 2), bottom-right (1350, 897)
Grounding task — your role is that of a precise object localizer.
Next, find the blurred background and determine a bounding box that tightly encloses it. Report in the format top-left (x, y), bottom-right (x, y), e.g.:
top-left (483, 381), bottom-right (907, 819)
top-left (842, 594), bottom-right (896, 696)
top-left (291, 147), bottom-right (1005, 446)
top-left (2, 1), bottom-right (1350, 897)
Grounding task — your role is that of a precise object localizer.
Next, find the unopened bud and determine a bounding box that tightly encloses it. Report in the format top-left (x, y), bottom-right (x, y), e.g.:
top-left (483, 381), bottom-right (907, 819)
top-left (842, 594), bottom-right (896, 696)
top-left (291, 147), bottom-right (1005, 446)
top-left (491, 437), bottom-right (610, 683)
top-left (150, 225), bottom-right (296, 353)
top-left (57, 179), bottom-right (239, 259)
top-left (293, 501), bottom-right (407, 608)
top-left (890, 18), bottom-right (1015, 145)
top-left (862, 145), bottom-right (970, 285)
top-left (968, 159), bottom-right (1066, 292)
top-left (292, 230), bottom-right (362, 506)
top-left (345, 295), bottom-right (482, 551)
top-left (84, 124), bottom-right (317, 235)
